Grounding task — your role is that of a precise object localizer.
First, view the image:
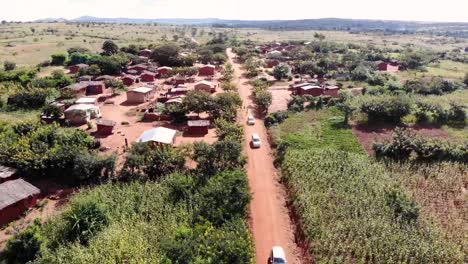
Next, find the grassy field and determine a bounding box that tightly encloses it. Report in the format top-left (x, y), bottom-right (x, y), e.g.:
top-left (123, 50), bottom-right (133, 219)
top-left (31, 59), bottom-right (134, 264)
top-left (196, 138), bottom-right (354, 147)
top-left (397, 60), bottom-right (468, 80)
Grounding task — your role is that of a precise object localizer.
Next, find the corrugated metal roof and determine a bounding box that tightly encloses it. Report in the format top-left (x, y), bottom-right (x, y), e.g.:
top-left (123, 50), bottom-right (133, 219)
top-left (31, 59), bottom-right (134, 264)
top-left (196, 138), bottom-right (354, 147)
top-left (137, 127), bottom-right (177, 145)
top-left (188, 120), bottom-right (210, 127)
top-left (131, 87), bottom-right (153, 94)
top-left (75, 97), bottom-right (97, 104)
top-left (0, 179), bottom-right (40, 210)
top-left (195, 80), bottom-right (212, 86)
top-left (65, 104), bottom-right (99, 112)
top-left (0, 166), bottom-right (16, 179)
top-left (300, 85), bottom-right (322, 91)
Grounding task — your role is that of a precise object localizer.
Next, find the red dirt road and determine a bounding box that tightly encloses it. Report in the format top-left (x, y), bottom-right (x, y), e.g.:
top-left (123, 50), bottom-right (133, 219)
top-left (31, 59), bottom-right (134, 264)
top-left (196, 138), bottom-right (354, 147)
top-left (227, 49), bottom-right (303, 264)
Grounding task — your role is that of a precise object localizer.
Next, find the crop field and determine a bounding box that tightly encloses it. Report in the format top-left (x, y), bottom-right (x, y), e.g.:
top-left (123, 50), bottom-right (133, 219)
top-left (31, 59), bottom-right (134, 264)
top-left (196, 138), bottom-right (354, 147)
top-left (271, 108), bottom-right (467, 262)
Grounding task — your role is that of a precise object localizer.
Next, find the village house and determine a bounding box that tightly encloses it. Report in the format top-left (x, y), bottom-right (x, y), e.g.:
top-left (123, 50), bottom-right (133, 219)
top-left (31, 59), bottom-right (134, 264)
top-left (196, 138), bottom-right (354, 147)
top-left (95, 75), bottom-right (116, 82)
top-left (377, 61), bottom-right (400, 72)
top-left (295, 85), bottom-right (324, 96)
top-left (157, 66), bottom-right (173, 76)
top-left (138, 49), bottom-right (153, 58)
top-left (0, 179), bottom-right (40, 226)
top-left (0, 166), bottom-right (17, 184)
top-left (194, 80), bottom-right (215, 93)
top-left (198, 64), bottom-right (215, 76)
top-left (165, 97), bottom-right (184, 106)
top-left (187, 120), bottom-right (210, 135)
top-left (122, 75), bottom-right (137, 86)
top-left (127, 64), bottom-right (149, 75)
top-left (96, 119), bottom-right (116, 135)
top-left (126, 86), bottom-right (155, 104)
top-left (137, 127), bottom-right (177, 146)
top-left (266, 59), bottom-right (280, 68)
top-left (64, 104), bottom-right (101, 125)
top-left (174, 75), bottom-right (187, 85)
top-left (323, 85), bottom-right (340, 97)
top-left (75, 97), bottom-right (98, 105)
top-left (85, 81), bottom-right (106, 95)
top-left (69, 63), bottom-right (89, 74)
top-left (140, 71), bottom-right (156, 82)
top-left (62, 82), bottom-right (89, 97)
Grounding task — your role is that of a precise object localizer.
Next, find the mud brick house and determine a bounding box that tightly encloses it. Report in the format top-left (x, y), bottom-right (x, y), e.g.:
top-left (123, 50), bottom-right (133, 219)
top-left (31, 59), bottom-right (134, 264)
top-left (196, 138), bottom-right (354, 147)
top-left (377, 62), bottom-right (400, 72)
top-left (140, 71), bottom-right (156, 82)
top-left (122, 75), bottom-right (138, 86)
top-left (198, 64), bottom-right (215, 76)
top-left (323, 85), bottom-right (340, 97)
top-left (266, 60), bottom-right (280, 68)
top-left (157, 66), bottom-right (173, 77)
top-left (69, 63), bottom-right (89, 74)
top-left (0, 179), bottom-right (40, 226)
top-left (187, 120), bottom-right (210, 135)
top-left (194, 80), bottom-right (215, 93)
top-left (296, 85), bottom-right (324, 96)
top-left (85, 81), bottom-right (106, 95)
top-left (126, 86), bottom-right (155, 104)
top-left (96, 119), bottom-right (116, 135)
top-left (128, 64), bottom-right (149, 75)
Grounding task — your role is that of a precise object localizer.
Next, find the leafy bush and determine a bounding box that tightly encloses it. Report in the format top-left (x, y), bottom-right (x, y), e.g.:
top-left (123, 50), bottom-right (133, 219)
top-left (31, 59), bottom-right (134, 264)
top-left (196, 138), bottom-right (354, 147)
top-left (265, 111), bottom-right (289, 127)
top-left (373, 128), bottom-right (468, 163)
top-left (4, 60), bottom-right (16, 71)
top-left (192, 140), bottom-right (245, 177)
top-left (253, 89), bottom-right (272, 113)
top-left (7, 88), bottom-right (51, 109)
top-left (1, 221), bottom-right (44, 264)
top-left (359, 95), bottom-right (412, 123)
top-left (215, 118), bottom-right (243, 142)
top-left (50, 53), bottom-right (67, 66)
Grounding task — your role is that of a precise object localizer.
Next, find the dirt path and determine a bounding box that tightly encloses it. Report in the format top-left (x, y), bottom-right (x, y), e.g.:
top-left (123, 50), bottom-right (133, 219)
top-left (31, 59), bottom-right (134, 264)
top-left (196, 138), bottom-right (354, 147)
top-left (227, 49), bottom-right (303, 264)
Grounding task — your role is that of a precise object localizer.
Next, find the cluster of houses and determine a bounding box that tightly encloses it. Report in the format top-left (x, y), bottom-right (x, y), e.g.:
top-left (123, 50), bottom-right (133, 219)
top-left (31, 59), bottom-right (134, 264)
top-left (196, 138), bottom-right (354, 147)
top-left (0, 166), bottom-right (40, 227)
top-left (290, 80), bottom-right (340, 97)
top-left (257, 42), bottom-right (298, 54)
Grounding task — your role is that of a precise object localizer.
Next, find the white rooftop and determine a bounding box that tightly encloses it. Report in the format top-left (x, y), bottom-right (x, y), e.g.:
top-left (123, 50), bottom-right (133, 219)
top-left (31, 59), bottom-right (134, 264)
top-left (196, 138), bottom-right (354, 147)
top-left (196, 80), bottom-right (212, 86)
top-left (300, 85), bottom-right (322, 91)
top-left (75, 97), bottom-right (97, 104)
top-left (65, 104), bottom-right (99, 112)
top-left (137, 127), bottom-right (177, 145)
top-left (131, 87), bottom-right (153, 94)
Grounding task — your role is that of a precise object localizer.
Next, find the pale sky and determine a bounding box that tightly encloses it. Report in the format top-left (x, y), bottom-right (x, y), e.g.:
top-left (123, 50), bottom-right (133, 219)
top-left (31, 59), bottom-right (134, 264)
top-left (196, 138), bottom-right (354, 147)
top-left (1, 0), bottom-right (467, 22)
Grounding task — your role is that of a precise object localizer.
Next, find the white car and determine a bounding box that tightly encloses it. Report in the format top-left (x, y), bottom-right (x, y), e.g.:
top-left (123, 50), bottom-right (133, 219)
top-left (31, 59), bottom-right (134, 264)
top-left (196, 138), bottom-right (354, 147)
top-left (251, 133), bottom-right (261, 148)
top-left (247, 115), bottom-right (255, 125)
top-left (268, 246), bottom-right (287, 264)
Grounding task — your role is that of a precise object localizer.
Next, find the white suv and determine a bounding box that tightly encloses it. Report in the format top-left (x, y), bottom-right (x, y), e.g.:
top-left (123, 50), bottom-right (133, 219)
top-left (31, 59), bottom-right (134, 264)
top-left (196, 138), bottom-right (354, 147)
top-left (247, 115), bottom-right (255, 125)
top-left (251, 133), bottom-right (261, 148)
top-left (268, 246), bottom-right (287, 264)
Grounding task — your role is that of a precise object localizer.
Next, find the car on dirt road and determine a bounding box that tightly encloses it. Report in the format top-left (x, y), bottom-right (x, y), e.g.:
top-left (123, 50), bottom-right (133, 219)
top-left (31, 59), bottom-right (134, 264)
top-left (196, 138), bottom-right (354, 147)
top-left (247, 115), bottom-right (255, 125)
top-left (268, 246), bottom-right (287, 264)
top-left (251, 133), bottom-right (261, 148)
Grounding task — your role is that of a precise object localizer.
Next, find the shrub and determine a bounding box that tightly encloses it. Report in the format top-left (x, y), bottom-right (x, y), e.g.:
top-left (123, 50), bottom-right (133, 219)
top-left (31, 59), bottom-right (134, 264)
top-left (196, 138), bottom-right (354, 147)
top-left (41, 104), bottom-right (63, 121)
top-left (62, 200), bottom-right (109, 245)
top-left (265, 111), bottom-right (289, 127)
top-left (253, 89), bottom-right (272, 113)
top-left (359, 95), bottom-right (412, 123)
top-left (4, 60), bottom-right (16, 71)
top-left (2, 222), bottom-right (44, 264)
top-left (50, 53), bottom-right (67, 66)
top-left (7, 89), bottom-right (50, 109)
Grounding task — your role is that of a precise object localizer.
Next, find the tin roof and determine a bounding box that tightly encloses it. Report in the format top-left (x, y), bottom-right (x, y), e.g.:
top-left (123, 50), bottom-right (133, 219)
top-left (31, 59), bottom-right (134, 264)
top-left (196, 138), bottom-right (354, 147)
top-left (0, 179), bottom-right (40, 210)
top-left (0, 166), bottom-right (16, 179)
top-left (137, 127), bottom-right (177, 145)
top-left (188, 120), bottom-right (210, 127)
top-left (130, 87), bottom-right (153, 94)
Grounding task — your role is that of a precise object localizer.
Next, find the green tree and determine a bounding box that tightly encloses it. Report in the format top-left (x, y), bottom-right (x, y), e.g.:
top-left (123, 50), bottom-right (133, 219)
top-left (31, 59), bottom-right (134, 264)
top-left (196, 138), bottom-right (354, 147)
top-left (101, 40), bottom-right (119, 56)
top-left (192, 140), bottom-right (245, 177)
top-left (215, 118), bottom-right (243, 142)
top-left (145, 147), bottom-right (185, 180)
top-left (273, 64), bottom-right (289, 80)
top-left (42, 104), bottom-right (63, 121)
top-left (254, 89), bottom-right (272, 113)
top-left (4, 60), bottom-right (16, 71)
top-left (182, 90), bottom-right (213, 116)
top-left (50, 53), bottom-right (67, 66)
top-left (151, 42), bottom-right (182, 67)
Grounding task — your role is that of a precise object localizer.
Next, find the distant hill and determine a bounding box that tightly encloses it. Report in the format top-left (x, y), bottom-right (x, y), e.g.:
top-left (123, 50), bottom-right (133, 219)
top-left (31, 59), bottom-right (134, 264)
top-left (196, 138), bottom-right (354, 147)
top-left (34, 16), bottom-right (468, 33)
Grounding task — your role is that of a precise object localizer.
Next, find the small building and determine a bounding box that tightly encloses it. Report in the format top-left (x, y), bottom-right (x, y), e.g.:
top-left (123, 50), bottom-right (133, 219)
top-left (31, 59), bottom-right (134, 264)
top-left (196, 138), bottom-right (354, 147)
top-left (126, 87), bottom-right (155, 104)
top-left (0, 179), bottom-right (40, 226)
top-left (128, 64), bottom-right (148, 75)
top-left (0, 166), bottom-right (17, 184)
top-left (85, 81), bottom-right (106, 95)
top-left (194, 80), bottom-right (214, 93)
top-left (137, 127), bottom-right (177, 146)
top-left (69, 64), bottom-right (89, 74)
top-left (127, 70), bottom-right (139, 76)
top-left (75, 97), bottom-right (98, 105)
top-left (140, 71), bottom-right (156, 82)
top-left (77, 75), bottom-right (92, 82)
top-left (198, 64), bottom-right (215, 76)
top-left (266, 60), bottom-right (280, 68)
top-left (187, 120), bottom-right (210, 135)
top-left (157, 66), bottom-right (173, 76)
top-left (122, 75), bottom-right (137, 86)
top-left (139, 49), bottom-right (153, 58)
top-left (378, 62), bottom-right (400, 72)
top-left (64, 104), bottom-right (100, 125)
top-left (62, 82), bottom-right (89, 96)
top-left (296, 85), bottom-right (324, 96)
top-left (323, 85), bottom-right (340, 97)
top-left (169, 87), bottom-right (190, 96)
top-left (96, 119), bottom-right (116, 135)
top-left (95, 75), bottom-right (115, 82)
top-left (174, 75), bottom-right (187, 85)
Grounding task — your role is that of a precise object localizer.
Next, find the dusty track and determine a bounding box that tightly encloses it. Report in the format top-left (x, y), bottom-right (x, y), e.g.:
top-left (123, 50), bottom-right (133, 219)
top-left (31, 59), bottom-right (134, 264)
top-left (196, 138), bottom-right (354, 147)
top-left (227, 49), bottom-right (303, 264)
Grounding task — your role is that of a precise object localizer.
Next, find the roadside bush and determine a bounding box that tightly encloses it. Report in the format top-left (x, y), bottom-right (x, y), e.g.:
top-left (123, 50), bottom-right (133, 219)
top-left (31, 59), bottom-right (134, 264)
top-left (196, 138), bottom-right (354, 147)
top-left (50, 53), bottom-right (67, 66)
top-left (253, 89), bottom-right (272, 113)
top-left (359, 95), bottom-right (412, 123)
top-left (1, 221), bottom-right (44, 264)
top-left (265, 111), bottom-right (289, 127)
top-left (373, 128), bottom-right (468, 163)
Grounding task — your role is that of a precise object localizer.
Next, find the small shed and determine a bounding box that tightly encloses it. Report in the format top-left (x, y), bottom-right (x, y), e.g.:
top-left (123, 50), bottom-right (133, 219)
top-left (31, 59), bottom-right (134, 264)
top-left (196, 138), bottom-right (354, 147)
top-left (76, 97), bottom-right (98, 105)
top-left (139, 49), bottom-right (153, 58)
top-left (85, 81), bottom-right (106, 95)
top-left (174, 75), bottom-right (187, 85)
top-left (157, 66), bottom-right (173, 76)
top-left (378, 62), bottom-right (400, 72)
top-left (126, 87), bottom-right (155, 104)
top-left (62, 82), bottom-right (89, 96)
top-left (323, 85), bottom-right (340, 97)
top-left (296, 85), bottom-right (324, 96)
top-left (198, 64), bottom-right (215, 76)
top-left (96, 119), bottom-right (116, 135)
top-left (140, 71), bottom-right (156, 82)
top-left (0, 166), bottom-right (17, 183)
top-left (169, 87), bottom-right (190, 96)
top-left (0, 179), bottom-right (40, 226)
top-left (137, 127), bottom-right (177, 146)
top-left (194, 80), bottom-right (214, 93)
top-left (128, 64), bottom-right (148, 74)
top-left (64, 104), bottom-right (100, 125)
top-left (187, 120), bottom-right (210, 135)
top-left (122, 75), bottom-right (137, 86)
top-left (69, 64), bottom-right (89, 74)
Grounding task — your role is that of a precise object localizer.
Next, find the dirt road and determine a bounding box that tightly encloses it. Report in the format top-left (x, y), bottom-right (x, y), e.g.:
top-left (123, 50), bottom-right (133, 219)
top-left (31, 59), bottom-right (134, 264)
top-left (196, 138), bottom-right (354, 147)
top-left (227, 49), bottom-right (303, 264)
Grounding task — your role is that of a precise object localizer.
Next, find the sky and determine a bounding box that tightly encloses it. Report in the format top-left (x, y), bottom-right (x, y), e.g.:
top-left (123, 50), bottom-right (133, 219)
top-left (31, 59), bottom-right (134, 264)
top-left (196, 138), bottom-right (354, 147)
top-left (1, 0), bottom-right (467, 22)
